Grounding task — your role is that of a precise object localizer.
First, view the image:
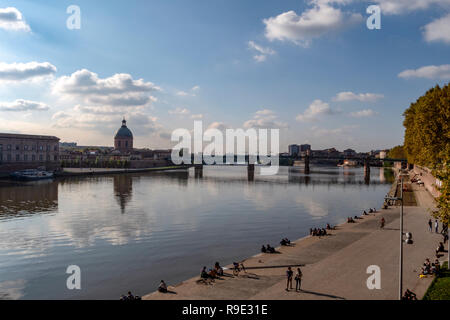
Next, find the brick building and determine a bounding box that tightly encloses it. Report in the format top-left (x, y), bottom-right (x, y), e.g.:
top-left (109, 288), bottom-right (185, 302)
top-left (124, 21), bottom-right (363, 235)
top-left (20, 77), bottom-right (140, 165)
top-left (0, 133), bottom-right (60, 175)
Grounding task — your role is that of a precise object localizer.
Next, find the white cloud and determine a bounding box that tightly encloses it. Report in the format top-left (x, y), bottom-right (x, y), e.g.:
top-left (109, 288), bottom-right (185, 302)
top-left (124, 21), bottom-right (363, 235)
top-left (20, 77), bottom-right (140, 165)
top-left (349, 109), bottom-right (378, 117)
top-left (207, 122), bottom-right (229, 132)
top-left (169, 107), bottom-right (190, 115)
top-left (176, 91), bottom-right (190, 96)
top-left (243, 109), bottom-right (287, 129)
top-left (51, 69), bottom-right (162, 137)
top-left (0, 7), bottom-right (30, 31)
top-left (0, 62), bottom-right (56, 82)
top-left (296, 99), bottom-right (335, 122)
top-left (52, 111), bottom-right (159, 135)
top-left (333, 91), bottom-right (384, 102)
top-left (176, 85), bottom-right (200, 97)
top-left (53, 69), bottom-right (160, 108)
top-left (0, 99), bottom-right (49, 112)
top-left (248, 41), bottom-right (276, 62)
top-left (52, 111), bottom-right (70, 120)
top-left (263, 2), bottom-right (362, 46)
top-left (372, 0), bottom-right (450, 15)
top-left (398, 64), bottom-right (450, 79)
top-left (423, 13), bottom-right (450, 44)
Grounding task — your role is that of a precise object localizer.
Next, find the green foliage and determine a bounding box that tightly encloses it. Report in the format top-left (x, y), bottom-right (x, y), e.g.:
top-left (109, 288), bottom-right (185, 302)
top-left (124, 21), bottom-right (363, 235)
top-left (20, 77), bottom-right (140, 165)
top-left (387, 145), bottom-right (406, 159)
top-left (433, 163), bottom-right (450, 225)
top-left (403, 83), bottom-right (450, 224)
top-left (423, 262), bottom-right (450, 300)
top-left (403, 84), bottom-right (450, 168)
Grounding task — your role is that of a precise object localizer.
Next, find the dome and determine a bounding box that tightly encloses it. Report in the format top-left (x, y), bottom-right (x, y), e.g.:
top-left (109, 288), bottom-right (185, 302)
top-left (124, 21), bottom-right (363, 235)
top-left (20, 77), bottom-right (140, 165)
top-left (115, 119), bottom-right (133, 139)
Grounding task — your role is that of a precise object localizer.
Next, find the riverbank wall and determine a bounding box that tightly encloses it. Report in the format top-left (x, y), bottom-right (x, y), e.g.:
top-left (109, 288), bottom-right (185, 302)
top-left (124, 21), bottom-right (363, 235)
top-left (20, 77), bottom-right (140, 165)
top-left (413, 165), bottom-right (441, 198)
top-left (55, 165), bottom-right (191, 177)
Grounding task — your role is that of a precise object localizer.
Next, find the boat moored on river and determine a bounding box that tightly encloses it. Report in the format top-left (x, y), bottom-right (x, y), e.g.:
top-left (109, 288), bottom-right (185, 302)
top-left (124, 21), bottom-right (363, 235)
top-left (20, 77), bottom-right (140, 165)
top-left (10, 169), bottom-right (54, 181)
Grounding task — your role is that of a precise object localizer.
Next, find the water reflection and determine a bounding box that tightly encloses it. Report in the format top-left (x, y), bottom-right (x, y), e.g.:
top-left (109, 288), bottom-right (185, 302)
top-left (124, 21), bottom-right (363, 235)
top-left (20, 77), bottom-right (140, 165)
top-left (0, 166), bottom-right (394, 299)
top-left (0, 181), bottom-right (58, 219)
top-left (114, 175), bottom-right (133, 214)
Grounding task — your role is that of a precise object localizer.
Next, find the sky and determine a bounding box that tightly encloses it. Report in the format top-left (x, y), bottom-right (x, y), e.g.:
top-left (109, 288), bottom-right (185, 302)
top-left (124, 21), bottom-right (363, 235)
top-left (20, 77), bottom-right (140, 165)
top-left (0, 0), bottom-right (449, 152)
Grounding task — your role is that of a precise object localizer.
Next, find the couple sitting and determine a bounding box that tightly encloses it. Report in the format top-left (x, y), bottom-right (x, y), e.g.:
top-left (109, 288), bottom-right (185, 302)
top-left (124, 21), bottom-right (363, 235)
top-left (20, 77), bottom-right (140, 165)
top-left (261, 244), bottom-right (276, 253)
top-left (201, 263), bottom-right (224, 280)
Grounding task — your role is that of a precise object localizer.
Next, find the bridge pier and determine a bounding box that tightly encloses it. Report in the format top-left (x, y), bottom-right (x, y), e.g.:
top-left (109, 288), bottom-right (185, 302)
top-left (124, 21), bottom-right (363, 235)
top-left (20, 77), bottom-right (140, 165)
top-left (247, 164), bottom-right (255, 181)
top-left (364, 158), bottom-right (370, 184)
top-left (304, 154), bottom-right (310, 175)
top-left (194, 164), bottom-right (203, 178)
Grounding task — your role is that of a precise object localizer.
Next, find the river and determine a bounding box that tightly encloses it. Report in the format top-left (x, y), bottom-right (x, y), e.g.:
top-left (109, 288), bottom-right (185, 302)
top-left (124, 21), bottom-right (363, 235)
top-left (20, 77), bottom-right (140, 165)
top-left (0, 166), bottom-right (394, 299)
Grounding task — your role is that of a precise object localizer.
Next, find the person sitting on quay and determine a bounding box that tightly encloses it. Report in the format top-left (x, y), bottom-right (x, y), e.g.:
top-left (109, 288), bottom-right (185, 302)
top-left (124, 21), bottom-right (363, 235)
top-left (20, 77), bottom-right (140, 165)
top-left (436, 242), bottom-right (445, 256)
top-left (432, 259), bottom-right (441, 275)
top-left (280, 238), bottom-right (291, 246)
top-left (261, 245), bottom-right (267, 253)
top-left (120, 291), bottom-right (141, 300)
top-left (266, 244), bottom-right (276, 253)
top-left (402, 289), bottom-right (417, 300)
top-left (158, 280), bottom-right (168, 293)
top-left (420, 259), bottom-right (432, 276)
top-left (208, 268), bottom-right (218, 279)
top-left (214, 262), bottom-right (224, 276)
top-left (201, 266), bottom-right (209, 279)
top-left (363, 210), bottom-right (368, 215)
top-left (347, 217), bottom-right (355, 223)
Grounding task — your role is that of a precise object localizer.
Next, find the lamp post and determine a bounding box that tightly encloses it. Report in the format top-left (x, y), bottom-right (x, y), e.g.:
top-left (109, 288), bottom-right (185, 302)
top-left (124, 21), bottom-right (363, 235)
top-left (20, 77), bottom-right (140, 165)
top-left (385, 175), bottom-right (404, 300)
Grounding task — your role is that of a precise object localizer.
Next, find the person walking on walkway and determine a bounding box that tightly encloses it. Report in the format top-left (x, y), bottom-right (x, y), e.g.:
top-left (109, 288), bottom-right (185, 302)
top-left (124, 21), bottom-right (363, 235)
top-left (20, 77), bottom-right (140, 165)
top-left (428, 219), bottom-right (433, 232)
top-left (295, 268), bottom-right (303, 292)
top-left (435, 220), bottom-right (439, 233)
top-left (286, 267), bottom-right (293, 291)
top-left (380, 217), bottom-right (385, 229)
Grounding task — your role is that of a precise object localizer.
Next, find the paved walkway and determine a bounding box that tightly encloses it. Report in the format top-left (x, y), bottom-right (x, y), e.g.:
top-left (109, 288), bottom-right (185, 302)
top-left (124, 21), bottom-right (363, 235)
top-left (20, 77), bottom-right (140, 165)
top-left (144, 181), bottom-right (446, 300)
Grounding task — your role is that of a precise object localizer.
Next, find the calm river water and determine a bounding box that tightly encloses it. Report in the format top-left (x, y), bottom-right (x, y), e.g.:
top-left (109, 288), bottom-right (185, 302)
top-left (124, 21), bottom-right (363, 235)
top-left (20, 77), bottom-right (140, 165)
top-left (0, 166), bottom-right (393, 299)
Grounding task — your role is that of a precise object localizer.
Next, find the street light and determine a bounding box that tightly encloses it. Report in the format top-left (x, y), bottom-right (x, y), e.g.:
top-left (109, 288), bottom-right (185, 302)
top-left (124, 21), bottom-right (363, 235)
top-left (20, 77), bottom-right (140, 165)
top-left (384, 175), bottom-right (404, 300)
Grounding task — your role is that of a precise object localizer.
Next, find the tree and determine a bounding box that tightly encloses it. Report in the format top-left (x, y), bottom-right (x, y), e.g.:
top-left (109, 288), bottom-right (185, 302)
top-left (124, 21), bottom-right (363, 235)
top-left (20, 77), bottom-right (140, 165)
top-left (403, 83), bottom-right (450, 226)
top-left (403, 84), bottom-right (450, 167)
top-left (388, 145), bottom-right (406, 159)
top-left (433, 163), bottom-right (450, 225)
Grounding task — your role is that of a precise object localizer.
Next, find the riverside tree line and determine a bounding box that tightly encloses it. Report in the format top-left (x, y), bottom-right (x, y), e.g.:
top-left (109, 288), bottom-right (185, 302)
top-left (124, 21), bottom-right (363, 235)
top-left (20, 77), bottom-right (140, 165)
top-left (397, 83), bottom-right (449, 225)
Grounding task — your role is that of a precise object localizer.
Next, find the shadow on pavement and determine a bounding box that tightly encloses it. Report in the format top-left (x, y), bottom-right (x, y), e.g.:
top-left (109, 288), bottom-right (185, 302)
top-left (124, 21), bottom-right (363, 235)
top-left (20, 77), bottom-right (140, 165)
top-left (299, 289), bottom-right (346, 300)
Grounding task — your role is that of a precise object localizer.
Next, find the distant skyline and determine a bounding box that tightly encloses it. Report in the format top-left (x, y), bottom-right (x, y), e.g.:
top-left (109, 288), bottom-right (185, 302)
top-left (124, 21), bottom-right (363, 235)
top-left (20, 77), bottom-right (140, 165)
top-left (0, 0), bottom-right (449, 152)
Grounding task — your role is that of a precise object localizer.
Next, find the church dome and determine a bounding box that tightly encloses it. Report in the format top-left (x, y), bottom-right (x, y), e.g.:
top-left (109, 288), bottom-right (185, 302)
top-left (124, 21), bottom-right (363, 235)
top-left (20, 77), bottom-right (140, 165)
top-left (115, 118), bottom-right (133, 139)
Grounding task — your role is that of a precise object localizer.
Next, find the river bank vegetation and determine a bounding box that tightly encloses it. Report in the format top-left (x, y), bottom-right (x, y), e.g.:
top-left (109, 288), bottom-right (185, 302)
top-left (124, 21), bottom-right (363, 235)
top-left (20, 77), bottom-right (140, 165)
top-left (403, 84), bottom-right (449, 224)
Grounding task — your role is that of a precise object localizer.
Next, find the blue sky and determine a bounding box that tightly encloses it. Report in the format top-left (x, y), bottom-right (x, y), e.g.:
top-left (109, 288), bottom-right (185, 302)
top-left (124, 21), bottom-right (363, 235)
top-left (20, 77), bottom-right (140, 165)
top-left (0, 0), bottom-right (449, 152)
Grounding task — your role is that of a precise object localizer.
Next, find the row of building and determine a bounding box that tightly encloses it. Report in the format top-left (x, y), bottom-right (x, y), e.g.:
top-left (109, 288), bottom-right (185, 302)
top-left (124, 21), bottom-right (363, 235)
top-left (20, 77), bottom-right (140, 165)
top-left (287, 144), bottom-right (388, 159)
top-left (0, 119), bottom-right (172, 175)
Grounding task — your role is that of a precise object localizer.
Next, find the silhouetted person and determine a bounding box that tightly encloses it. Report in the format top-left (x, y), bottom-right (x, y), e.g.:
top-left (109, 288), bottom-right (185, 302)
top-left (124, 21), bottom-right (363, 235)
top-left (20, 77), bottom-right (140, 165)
top-left (295, 268), bottom-right (303, 291)
top-left (286, 267), bottom-right (293, 291)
